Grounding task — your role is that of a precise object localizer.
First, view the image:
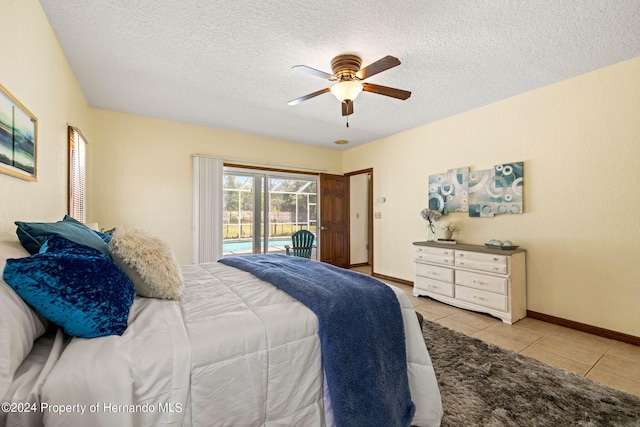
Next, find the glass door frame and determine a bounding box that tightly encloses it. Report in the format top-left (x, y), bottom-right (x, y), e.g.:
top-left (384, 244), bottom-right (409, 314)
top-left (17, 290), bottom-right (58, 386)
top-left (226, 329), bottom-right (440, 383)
top-left (223, 166), bottom-right (319, 258)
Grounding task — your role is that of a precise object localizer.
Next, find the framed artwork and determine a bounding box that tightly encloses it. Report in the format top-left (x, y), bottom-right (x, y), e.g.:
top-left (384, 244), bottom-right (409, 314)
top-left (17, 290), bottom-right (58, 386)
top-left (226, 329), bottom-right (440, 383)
top-left (428, 167), bottom-right (469, 214)
top-left (428, 161), bottom-right (524, 217)
top-left (468, 162), bottom-right (523, 217)
top-left (0, 84), bottom-right (37, 181)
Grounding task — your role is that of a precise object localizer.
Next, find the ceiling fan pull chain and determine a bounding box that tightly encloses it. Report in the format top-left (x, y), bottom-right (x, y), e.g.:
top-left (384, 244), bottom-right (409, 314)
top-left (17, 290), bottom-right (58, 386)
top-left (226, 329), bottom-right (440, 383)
top-left (342, 100), bottom-right (350, 127)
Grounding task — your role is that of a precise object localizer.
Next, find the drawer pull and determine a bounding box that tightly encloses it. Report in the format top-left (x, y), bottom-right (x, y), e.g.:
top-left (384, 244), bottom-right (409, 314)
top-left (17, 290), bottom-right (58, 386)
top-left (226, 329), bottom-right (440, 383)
top-left (444, 251), bottom-right (450, 255)
top-left (473, 295), bottom-right (485, 301)
top-left (428, 284), bottom-right (438, 290)
top-left (459, 262), bottom-right (465, 266)
top-left (493, 257), bottom-right (500, 261)
top-left (444, 259), bottom-right (449, 263)
top-left (493, 267), bottom-right (499, 271)
top-left (473, 280), bottom-right (486, 286)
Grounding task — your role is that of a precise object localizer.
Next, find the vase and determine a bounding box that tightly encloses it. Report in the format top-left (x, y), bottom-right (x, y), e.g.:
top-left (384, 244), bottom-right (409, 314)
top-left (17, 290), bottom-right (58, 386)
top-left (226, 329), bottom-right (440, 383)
top-left (426, 224), bottom-right (436, 242)
top-left (443, 229), bottom-right (453, 240)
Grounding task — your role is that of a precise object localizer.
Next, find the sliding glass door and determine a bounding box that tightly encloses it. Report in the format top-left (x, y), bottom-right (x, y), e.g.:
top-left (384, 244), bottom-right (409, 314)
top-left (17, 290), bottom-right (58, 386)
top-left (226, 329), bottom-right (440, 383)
top-left (267, 176), bottom-right (317, 254)
top-left (222, 171), bottom-right (265, 255)
top-left (222, 167), bottom-right (317, 258)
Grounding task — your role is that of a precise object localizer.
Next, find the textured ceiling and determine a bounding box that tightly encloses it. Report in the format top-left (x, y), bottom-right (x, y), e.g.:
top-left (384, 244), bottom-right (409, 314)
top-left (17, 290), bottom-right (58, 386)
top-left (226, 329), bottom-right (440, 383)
top-left (39, 0), bottom-right (640, 150)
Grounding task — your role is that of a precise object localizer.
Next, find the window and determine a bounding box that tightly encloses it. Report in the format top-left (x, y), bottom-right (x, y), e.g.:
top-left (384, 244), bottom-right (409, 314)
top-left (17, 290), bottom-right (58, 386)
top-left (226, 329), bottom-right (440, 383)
top-left (68, 126), bottom-right (87, 222)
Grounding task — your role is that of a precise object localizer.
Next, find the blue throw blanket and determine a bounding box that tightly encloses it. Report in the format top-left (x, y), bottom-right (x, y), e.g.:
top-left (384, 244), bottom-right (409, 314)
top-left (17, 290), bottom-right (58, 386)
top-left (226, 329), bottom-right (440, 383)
top-left (219, 254), bottom-right (415, 427)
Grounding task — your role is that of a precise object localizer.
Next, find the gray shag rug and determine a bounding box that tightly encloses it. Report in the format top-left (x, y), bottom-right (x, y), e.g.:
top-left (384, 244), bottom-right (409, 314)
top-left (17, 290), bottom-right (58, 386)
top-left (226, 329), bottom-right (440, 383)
top-left (421, 320), bottom-right (640, 427)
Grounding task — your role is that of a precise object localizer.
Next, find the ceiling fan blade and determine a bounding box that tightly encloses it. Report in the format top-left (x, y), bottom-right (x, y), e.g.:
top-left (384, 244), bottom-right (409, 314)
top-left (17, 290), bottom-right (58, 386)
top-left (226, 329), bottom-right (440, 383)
top-left (292, 65), bottom-right (336, 80)
top-left (287, 88), bottom-right (331, 106)
top-left (362, 83), bottom-right (411, 100)
top-left (355, 56), bottom-right (401, 80)
top-left (341, 100), bottom-right (354, 116)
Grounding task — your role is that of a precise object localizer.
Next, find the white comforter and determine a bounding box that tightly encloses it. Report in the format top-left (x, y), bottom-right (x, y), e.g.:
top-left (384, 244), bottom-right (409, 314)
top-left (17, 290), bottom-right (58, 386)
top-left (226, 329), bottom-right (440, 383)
top-left (27, 262), bottom-right (441, 426)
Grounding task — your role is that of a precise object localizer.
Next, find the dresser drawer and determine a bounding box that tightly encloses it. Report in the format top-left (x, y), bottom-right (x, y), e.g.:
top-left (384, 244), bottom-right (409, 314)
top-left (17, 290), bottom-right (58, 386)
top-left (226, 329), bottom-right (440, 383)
top-left (455, 285), bottom-right (508, 312)
top-left (456, 270), bottom-right (508, 295)
top-left (456, 250), bottom-right (507, 265)
top-left (415, 263), bottom-right (454, 283)
top-left (414, 245), bottom-right (454, 266)
top-left (415, 276), bottom-right (455, 298)
top-left (455, 251), bottom-right (508, 274)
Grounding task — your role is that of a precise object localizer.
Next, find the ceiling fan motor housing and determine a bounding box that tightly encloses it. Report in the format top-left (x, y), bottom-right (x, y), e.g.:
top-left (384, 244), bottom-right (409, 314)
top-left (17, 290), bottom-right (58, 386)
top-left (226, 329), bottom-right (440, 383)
top-left (331, 55), bottom-right (362, 81)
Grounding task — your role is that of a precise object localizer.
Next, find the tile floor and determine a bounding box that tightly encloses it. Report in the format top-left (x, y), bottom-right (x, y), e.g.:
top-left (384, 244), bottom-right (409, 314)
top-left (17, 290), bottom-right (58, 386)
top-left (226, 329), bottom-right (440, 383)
top-left (352, 266), bottom-right (640, 397)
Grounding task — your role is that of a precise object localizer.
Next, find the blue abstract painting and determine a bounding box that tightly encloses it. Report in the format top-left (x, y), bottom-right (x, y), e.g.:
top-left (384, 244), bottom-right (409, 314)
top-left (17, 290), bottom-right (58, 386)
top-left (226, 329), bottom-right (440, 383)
top-left (468, 162), bottom-right (523, 217)
top-left (428, 167), bottom-right (469, 214)
top-left (428, 162), bottom-right (524, 217)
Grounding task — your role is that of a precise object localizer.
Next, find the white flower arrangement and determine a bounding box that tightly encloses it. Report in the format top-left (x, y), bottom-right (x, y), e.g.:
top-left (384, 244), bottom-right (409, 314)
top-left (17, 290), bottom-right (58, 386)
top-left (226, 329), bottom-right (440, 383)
top-left (420, 208), bottom-right (442, 239)
top-left (439, 221), bottom-right (457, 231)
top-left (420, 208), bottom-right (442, 227)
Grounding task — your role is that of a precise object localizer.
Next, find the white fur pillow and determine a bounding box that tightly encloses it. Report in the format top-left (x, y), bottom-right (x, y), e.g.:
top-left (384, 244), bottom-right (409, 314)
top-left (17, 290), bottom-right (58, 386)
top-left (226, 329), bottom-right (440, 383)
top-left (109, 228), bottom-right (183, 300)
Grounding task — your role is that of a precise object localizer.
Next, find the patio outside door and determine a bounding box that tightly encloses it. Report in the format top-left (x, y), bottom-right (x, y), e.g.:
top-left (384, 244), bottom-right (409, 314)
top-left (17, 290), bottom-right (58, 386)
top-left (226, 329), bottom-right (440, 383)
top-left (222, 168), bottom-right (318, 258)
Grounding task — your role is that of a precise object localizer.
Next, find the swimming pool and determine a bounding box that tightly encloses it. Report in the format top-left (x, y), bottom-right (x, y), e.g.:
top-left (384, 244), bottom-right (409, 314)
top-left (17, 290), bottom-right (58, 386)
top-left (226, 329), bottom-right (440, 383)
top-left (223, 238), bottom-right (292, 253)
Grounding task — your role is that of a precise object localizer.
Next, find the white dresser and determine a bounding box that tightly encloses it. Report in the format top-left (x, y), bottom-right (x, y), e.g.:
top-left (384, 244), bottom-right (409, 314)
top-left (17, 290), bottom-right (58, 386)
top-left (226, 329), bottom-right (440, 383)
top-left (413, 242), bottom-right (526, 324)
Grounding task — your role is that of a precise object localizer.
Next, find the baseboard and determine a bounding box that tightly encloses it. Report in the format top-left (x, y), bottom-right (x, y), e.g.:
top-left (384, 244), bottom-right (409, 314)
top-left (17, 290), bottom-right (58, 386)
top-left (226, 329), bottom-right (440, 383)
top-left (371, 272), bottom-right (413, 287)
top-left (527, 310), bottom-right (640, 347)
top-left (366, 278), bottom-right (640, 347)
top-left (349, 262), bottom-right (370, 268)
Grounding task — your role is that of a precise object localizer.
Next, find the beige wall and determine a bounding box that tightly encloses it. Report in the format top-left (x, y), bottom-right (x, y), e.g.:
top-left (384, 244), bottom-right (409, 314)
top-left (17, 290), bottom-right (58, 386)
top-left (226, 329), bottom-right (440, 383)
top-left (88, 109), bottom-right (343, 263)
top-left (0, 0), bottom-right (92, 236)
top-left (344, 56), bottom-right (640, 337)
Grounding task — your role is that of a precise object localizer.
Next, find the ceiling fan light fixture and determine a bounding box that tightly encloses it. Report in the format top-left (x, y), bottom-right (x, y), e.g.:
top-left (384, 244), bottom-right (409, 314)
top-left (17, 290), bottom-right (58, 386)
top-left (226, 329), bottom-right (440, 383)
top-left (330, 81), bottom-right (363, 102)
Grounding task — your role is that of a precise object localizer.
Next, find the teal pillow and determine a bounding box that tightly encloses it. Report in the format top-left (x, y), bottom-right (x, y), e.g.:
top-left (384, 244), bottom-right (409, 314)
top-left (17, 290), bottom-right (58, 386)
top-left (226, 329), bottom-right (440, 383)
top-left (2, 236), bottom-right (135, 338)
top-left (15, 215), bottom-right (110, 257)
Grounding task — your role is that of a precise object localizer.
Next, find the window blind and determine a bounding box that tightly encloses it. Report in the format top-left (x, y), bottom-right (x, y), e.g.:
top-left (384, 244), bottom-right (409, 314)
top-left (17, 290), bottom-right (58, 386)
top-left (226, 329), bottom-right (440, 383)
top-left (68, 126), bottom-right (87, 222)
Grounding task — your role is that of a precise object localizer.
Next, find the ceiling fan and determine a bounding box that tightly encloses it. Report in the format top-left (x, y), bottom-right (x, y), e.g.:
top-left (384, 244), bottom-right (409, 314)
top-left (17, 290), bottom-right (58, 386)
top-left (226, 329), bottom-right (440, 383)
top-left (287, 54), bottom-right (411, 122)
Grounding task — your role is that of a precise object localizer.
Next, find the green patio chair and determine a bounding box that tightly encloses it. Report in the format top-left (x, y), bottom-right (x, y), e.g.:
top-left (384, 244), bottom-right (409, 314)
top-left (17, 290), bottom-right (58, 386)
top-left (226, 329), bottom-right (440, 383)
top-left (284, 230), bottom-right (315, 259)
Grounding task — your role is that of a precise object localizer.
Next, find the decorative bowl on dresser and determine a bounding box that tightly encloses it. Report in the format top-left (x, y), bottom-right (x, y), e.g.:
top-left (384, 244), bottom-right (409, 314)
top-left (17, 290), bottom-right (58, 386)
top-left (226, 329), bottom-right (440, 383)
top-left (413, 241), bottom-right (526, 324)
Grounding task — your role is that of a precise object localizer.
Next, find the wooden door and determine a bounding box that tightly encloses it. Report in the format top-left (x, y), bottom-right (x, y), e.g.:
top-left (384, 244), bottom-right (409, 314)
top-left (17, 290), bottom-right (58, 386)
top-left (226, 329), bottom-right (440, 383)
top-left (319, 174), bottom-right (349, 268)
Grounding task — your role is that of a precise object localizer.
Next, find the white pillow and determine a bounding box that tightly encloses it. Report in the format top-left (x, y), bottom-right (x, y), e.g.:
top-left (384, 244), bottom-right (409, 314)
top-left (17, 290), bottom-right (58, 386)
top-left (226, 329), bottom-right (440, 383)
top-left (109, 228), bottom-right (183, 300)
top-left (0, 239), bottom-right (47, 399)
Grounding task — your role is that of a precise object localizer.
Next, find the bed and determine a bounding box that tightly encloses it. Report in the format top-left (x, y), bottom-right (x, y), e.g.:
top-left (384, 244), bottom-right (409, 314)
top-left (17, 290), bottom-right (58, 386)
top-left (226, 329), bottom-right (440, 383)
top-left (1, 220), bottom-right (443, 427)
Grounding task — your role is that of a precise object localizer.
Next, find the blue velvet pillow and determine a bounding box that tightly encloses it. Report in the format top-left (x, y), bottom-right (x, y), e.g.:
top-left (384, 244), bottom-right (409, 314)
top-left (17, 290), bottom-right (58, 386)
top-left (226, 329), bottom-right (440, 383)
top-left (2, 236), bottom-right (135, 338)
top-left (15, 215), bottom-right (110, 257)
top-left (94, 229), bottom-right (112, 244)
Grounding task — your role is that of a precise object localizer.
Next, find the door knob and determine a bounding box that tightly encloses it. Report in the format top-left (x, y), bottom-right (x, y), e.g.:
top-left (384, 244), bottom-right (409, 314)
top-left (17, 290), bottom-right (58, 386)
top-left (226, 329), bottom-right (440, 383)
top-left (320, 226), bottom-right (327, 231)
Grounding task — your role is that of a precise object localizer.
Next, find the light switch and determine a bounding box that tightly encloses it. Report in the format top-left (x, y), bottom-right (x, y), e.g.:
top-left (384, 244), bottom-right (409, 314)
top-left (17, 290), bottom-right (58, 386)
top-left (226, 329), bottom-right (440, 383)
top-left (374, 212), bottom-right (382, 219)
